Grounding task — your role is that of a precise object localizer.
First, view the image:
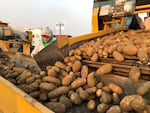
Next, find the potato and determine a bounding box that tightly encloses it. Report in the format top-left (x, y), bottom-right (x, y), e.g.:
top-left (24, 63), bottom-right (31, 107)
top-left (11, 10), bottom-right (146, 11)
top-left (113, 51), bottom-right (124, 62)
top-left (116, 45), bottom-right (124, 53)
top-left (17, 70), bottom-right (32, 84)
top-left (35, 74), bottom-right (42, 79)
top-left (74, 55), bottom-right (82, 61)
top-left (136, 82), bottom-right (150, 96)
top-left (129, 66), bottom-right (141, 83)
top-left (98, 49), bottom-right (103, 58)
top-left (55, 61), bottom-right (66, 70)
top-left (112, 93), bottom-right (120, 104)
top-left (85, 47), bottom-right (95, 57)
top-left (62, 72), bottom-right (74, 86)
top-left (96, 64), bottom-right (113, 76)
top-left (65, 66), bottom-right (71, 72)
top-left (71, 78), bottom-right (86, 89)
top-left (13, 67), bottom-right (27, 74)
top-left (74, 49), bottom-right (82, 56)
top-left (29, 91), bottom-right (40, 98)
top-left (106, 105), bottom-right (121, 113)
top-left (131, 95), bottom-right (146, 112)
top-left (91, 53), bottom-right (99, 62)
top-left (39, 93), bottom-right (48, 101)
top-left (102, 86), bottom-right (111, 93)
top-left (85, 87), bottom-right (97, 94)
top-left (70, 92), bottom-right (82, 105)
top-left (123, 44), bottom-right (137, 56)
top-left (120, 95), bottom-right (136, 112)
top-left (59, 95), bottom-right (72, 108)
top-left (72, 60), bottom-right (82, 72)
top-left (5, 71), bottom-right (19, 78)
top-left (120, 95), bottom-right (144, 112)
top-left (26, 76), bottom-right (36, 84)
top-left (42, 76), bottom-right (61, 86)
top-left (48, 86), bottom-right (69, 98)
top-left (46, 102), bottom-right (66, 113)
top-left (108, 45), bottom-right (116, 54)
top-left (87, 100), bottom-right (96, 111)
top-left (40, 71), bottom-right (47, 76)
top-left (64, 57), bottom-right (70, 63)
top-left (39, 82), bottom-right (55, 91)
top-left (87, 72), bottom-right (96, 87)
top-left (100, 91), bottom-right (112, 104)
top-left (68, 49), bottom-right (74, 56)
top-left (96, 89), bottom-right (102, 97)
top-left (97, 103), bottom-right (109, 113)
top-left (47, 67), bottom-right (57, 77)
top-left (79, 89), bottom-right (89, 100)
top-left (59, 69), bottom-right (68, 77)
top-left (137, 49), bottom-right (148, 64)
top-left (96, 82), bottom-right (104, 89)
top-left (81, 65), bottom-right (88, 78)
top-left (108, 83), bottom-right (123, 95)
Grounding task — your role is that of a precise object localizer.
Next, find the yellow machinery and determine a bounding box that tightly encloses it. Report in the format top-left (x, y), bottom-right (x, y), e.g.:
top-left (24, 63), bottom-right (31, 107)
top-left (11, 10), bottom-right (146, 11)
top-left (0, 0), bottom-right (150, 113)
top-left (0, 22), bottom-right (32, 56)
top-left (34, 1), bottom-right (150, 70)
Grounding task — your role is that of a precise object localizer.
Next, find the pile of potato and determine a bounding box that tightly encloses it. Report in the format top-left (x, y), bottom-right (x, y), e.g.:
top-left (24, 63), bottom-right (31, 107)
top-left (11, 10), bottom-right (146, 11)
top-left (0, 30), bottom-right (150, 113)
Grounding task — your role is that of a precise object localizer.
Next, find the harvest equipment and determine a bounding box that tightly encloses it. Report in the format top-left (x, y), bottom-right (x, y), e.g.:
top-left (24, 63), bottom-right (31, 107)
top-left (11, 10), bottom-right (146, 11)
top-left (0, 0), bottom-right (150, 113)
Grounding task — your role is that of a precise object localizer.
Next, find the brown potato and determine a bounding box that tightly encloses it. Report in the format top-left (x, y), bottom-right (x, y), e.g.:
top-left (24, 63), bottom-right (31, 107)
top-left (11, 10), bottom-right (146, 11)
top-left (48, 86), bottom-right (69, 98)
top-left (96, 89), bottom-right (102, 97)
top-left (96, 64), bottom-right (113, 76)
top-left (123, 44), bottom-right (138, 56)
top-left (81, 65), bottom-right (89, 78)
top-left (136, 82), bottom-right (150, 96)
top-left (137, 49), bottom-right (148, 64)
top-left (46, 102), bottom-right (66, 113)
top-left (72, 60), bottom-right (82, 72)
top-left (87, 72), bottom-right (96, 87)
top-left (55, 61), bottom-right (66, 70)
top-left (129, 66), bottom-right (141, 83)
top-left (106, 105), bottom-right (121, 113)
top-left (91, 53), bottom-right (99, 62)
top-left (40, 71), bottom-right (47, 76)
top-left (59, 95), bottom-right (72, 108)
top-left (47, 67), bottom-right (57, 77)
top-left (70, 92), bottom-right (82, 105)
top-left (113, 51), bottom-right (124, 62)
top-left (97, 103), bottom-right (109, 113)
top-left (108, 83), bottom-right (123, 95)
top-left (87, 100), bottom-right (96, 111)
top-left (39, 82), bottom-right (55, 91)
top-left (62, 72), bottom-right (74, 86)
top-left (79, 89), bottom-right (89, 100)
top-left (39, 93), bottom-right (48, 101)
top-left (71, 78), bottom-right (86, 89)
top-left (42, 76), bottom-right (61, 86)
top-left (100, 91), bottom-right (112, 104)
top-left (120, 95), bottom-right (144, 112)
top-left (26, 76), bottom-right (36, 84)
top-left (131, 95), bottom-right (146, 112)
top-left (112, 93), bottom-right (120, 104)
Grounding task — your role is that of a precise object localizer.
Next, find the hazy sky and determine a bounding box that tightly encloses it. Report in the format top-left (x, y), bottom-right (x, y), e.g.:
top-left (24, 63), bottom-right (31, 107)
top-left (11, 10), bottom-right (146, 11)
top-left (0, 0), bottom-right (93, 36)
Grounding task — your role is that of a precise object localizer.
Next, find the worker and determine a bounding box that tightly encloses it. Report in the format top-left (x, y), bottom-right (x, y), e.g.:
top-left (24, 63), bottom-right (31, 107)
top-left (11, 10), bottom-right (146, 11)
top-left (31, 27), bottom-right (53, 57)
top-left (144, 16), bottom-right (150, 30)
top-left (129, 15), bottom-right (145, 30)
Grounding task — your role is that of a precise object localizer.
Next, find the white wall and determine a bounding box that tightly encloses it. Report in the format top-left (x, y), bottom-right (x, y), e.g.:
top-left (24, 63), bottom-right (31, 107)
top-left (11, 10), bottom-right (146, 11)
top-left (0, 0), bottom-right (93, 36)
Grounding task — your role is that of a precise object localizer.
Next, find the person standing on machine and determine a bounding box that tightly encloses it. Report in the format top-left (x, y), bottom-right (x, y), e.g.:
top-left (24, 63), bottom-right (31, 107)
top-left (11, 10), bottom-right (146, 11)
top-left (31, 27), bottom-right (53, 58)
